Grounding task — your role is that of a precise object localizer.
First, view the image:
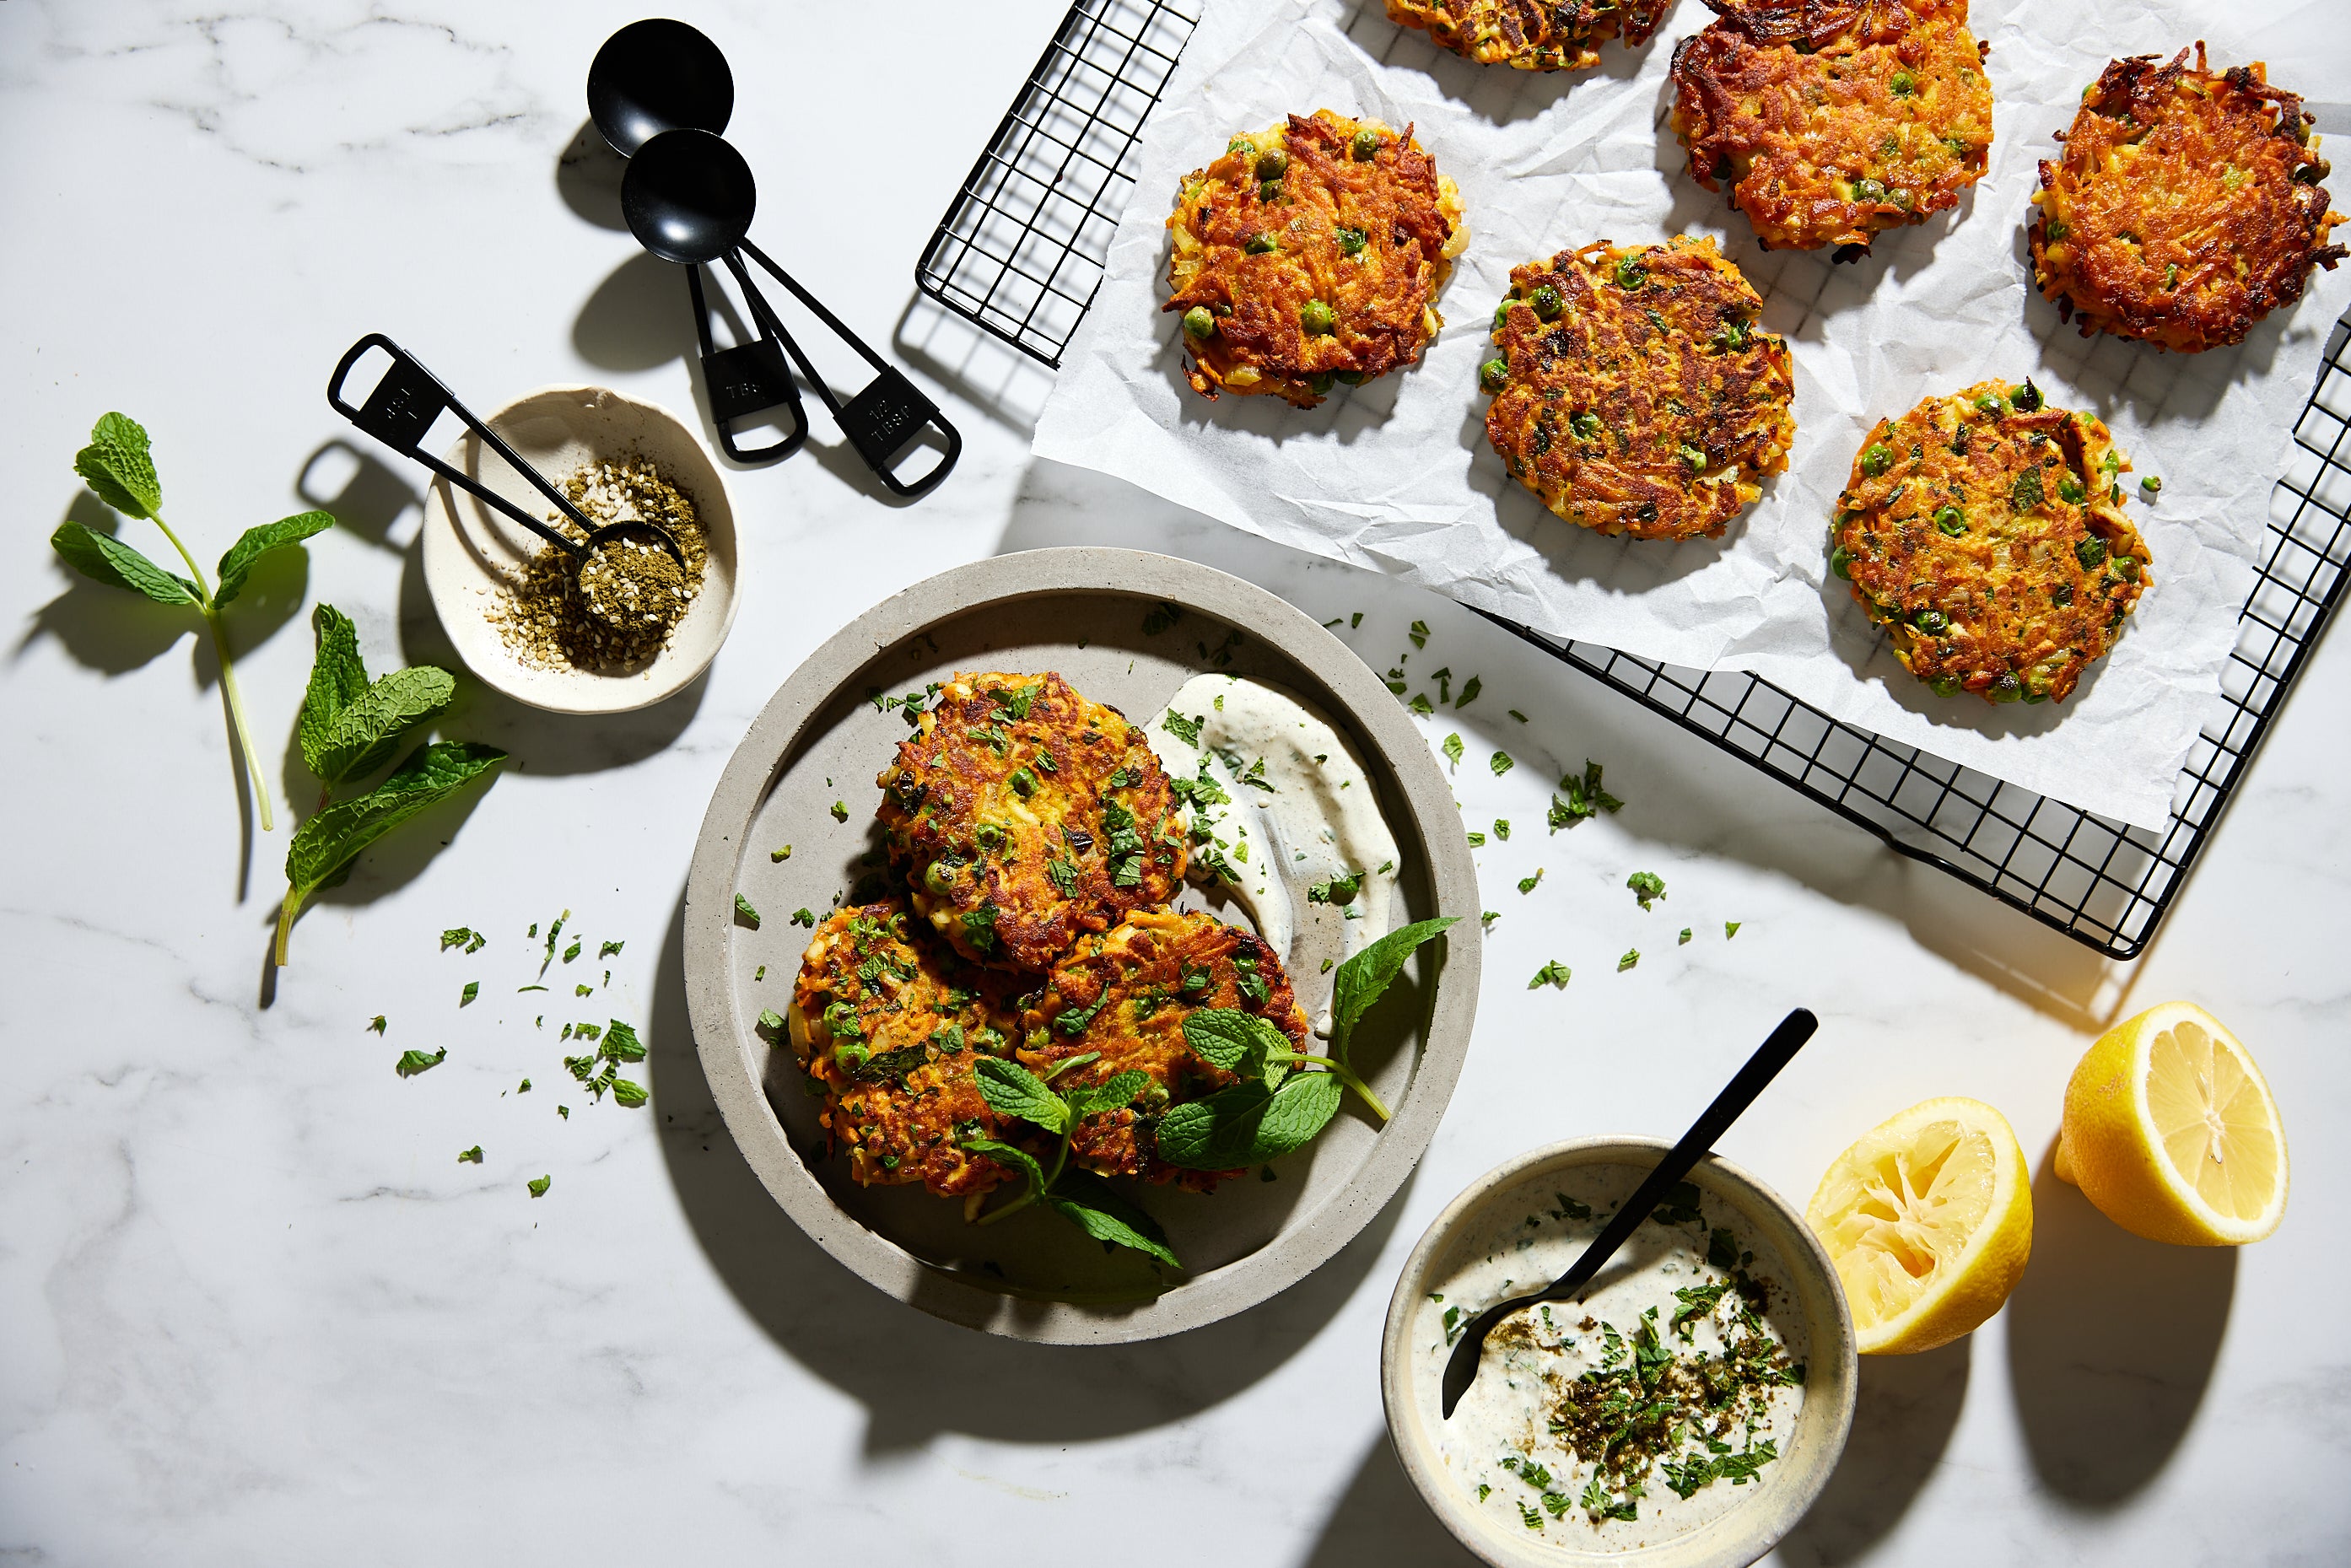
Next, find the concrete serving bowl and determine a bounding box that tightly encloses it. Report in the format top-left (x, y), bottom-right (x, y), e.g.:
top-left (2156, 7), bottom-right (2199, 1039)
top-left (420, 384), bottom-right (739, 714)
top-left (683, 548), bottom-right (1481, 1342)
top-left (1382, 1138), bottom-right (1858, 1568)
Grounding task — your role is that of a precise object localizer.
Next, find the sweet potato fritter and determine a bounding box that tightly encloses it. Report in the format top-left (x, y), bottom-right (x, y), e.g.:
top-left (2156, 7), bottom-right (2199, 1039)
top-left (1018, 909), bottom-right (1311, 1194)
top-left (1830, 380), bottom-right (2150, 704)
top-left (1383, 0), bottom-right (1670, 72)
top-left (789, 902), bottom-right (1027, 1199)
top-left (1669, 0), bottom-right (1993, 253)
top-left (1166, 109), bottom-right (1468, 407)
top-left (876, 671), bottom-right (1186, 972)
top-left (1482, 237), bottom-right (1796, 541)
top-left (2029, 45), bottom-right (2347, 353)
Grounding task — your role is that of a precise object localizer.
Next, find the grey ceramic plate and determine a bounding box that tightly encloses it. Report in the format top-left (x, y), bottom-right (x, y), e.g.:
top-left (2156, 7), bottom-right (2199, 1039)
top-left (683, 548), bottom-right (1481, 1343)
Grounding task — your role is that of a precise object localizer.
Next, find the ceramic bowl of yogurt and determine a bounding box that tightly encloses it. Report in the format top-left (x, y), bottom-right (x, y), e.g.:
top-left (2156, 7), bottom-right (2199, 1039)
top-left (1382, 1139), bottom-right (1857, 1568)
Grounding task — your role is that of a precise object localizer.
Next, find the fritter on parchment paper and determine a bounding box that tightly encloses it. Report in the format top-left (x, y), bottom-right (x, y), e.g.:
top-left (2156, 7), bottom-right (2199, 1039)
top-left (1383, 0), bottom-right (1671, 72)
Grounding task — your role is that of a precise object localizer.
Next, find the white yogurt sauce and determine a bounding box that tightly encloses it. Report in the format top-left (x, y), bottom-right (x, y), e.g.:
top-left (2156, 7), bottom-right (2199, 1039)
top-left (1143, 675), bottom-right (1401, 1004)
top-left (1410, 1165), bottom-right (1809, 1554)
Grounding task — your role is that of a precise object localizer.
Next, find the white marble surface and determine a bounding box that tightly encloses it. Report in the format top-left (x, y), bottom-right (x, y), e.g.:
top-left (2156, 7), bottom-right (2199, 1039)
top-left (2, 2), bottom-right (2346, 1563)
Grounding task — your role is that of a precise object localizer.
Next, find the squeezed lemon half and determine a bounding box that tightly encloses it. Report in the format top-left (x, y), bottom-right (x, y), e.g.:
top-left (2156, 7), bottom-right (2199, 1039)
top-left (2056, 1000), bottom-right (2288, 1246)
top-left (1806, 1097), bottom-right (2033, 1355)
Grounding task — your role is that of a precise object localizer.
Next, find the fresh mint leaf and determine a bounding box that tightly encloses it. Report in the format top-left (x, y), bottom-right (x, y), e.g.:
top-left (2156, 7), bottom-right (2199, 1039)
top-left (973, 1056), bottom-right (1067, 1133)
top-left (305, 665), bottom-right (458, 786)
top-left (1408, 692), bottom-right (1434, 716)
top-left (1529, 960), bottom-right (1571, 989)
top-left (1306, 870), bottom-right (1362, 905)
top-left (277, 741), bottom-right (506, 965)
top-left (213, 510), bottom-right (332, 606)
top-left (1155, 1080), bottom-right (1274, 1169)
top-left (1493, 819), bottom-right (1510, 841)
top-left (1626, 871), bottom-right (1666, 910)
top-left (1065, 1069), bottom-right (1151, 1120)
top-left (961, 1136), bottom-right (1045, 1196)
top-left (527, 1174), bottom-right (551, 1198)
top-left (1181, 1009), bottom-right (1286, 1078)
top-left (734, 893), bottom-right (760, 928)
top-left (610, 1077), bottom-right (648, 1107)
top-left (1249, 1071), bottom-right (1344, 1159)
top-left (1329, 917), bottom-right (1457, 1054)
top-left (73, 412), bottom-right (162, 520)
top-left (49, 522), bottom-right (196, 605)
top-left (298, 604), bottom-right (371, 777)
top-left (1045, 1170), bottom-right (1181, 1269)
top-left (459, 1145), bottom-right (483, 1164)
top-left (395, 1047), bottom-right (445, 1076)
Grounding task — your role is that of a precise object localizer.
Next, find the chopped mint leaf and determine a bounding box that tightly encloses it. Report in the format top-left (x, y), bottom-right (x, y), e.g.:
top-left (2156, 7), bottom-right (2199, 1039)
top-left (1319, 957), bottom-right (1333, 973)
top-left (599, 940), bottom-right (623, 958)
top-left (790, 908), bottom-right (817, 928)
top-left (1619, 949), bottom-right (1639, 972)
top-left (1679, 927), bottom-right (1693, 945)
top-left (556, 1106), bottom-right (569, 1120)
top-left (1550, 760), bottom-right (1625, 831)
top-left (395, 1048), bottom-right (446, 1077)
top-left (458, 1145), bottom-right (483, 1164)
top-left (527, 1174), bottom-right (551, 1197)
top-left (770, 844), bottom-right (792, 862)
top-left (757, 1009), bottom-right (786, 1034)
top-left (518, 1078), bottom-right (531, 1092)
top-left (1322, 617), bottom-right (1342, 628)
top-left (1627, 871), bottom-right (1666, 910)
top-left (1480, 910), bottom-right (1499, 928)
top-left (440, 927), bottom-right (476, 951)
top-left (1307, 870), bottom-right (1362, 905)
top-left (1490, 751), bottom-right (1514, 777)
top-left (1725, 920), bottom-right (1741, 939)
top-left (575, 984), bottom-right (591, 997)
top-left (563, 939), bottom-right (581, 962)
top-left (1457, 675), bottom-right (1482, 708)
top-left (367, 1015), bottom-right (386, 1034)
top-left (1442, 732), bottom-right (1464, 768)
top-left (516, 984), bottom-right (547, 993)
top-left (1409, 692), bottom-right (1434, 716)
top-left (734, 893), bottom-right (761, 928)
top-left (755, 965), bottom-right (766, 980)
top-left (1518, 869), bottom-right (1544, 894)
top-left (1493, 819), bottom-right (1510, 841)
top-left (1351, 612), bottom-right (1363, 628)
top-left (829, 800), bottom-right (848, 822)
top-left (1466, 831), bottom-right (1486, 847)
top-left (1162, 709), bottom-right (1204, 746)
top-left (1509, 709), bottom-right (1528, 722)
top-left (460, 981), bottom-right (478, 1005)
top-left (1529, 960), bottom-right (1571, 989)
top-left (1141, 601), bottom-right (1184, 636)
top-left (1409, 619), bottom-right (1430, 649)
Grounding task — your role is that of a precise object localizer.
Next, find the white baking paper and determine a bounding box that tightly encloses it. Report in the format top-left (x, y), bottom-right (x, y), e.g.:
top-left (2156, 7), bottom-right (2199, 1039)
top-left (1033, 0), bottom-right (2351, 830)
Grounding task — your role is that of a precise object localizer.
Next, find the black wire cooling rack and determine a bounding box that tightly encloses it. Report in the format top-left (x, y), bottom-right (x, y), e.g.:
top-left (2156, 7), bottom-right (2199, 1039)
top-left (914, 0), bottom-right (2351, 960)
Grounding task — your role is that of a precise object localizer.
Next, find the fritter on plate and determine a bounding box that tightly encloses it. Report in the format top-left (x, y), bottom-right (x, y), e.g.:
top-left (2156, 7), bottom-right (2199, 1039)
top-left (2029, 45), bottom-right (2346, 353)
top-left (1166, 109), bottom-right (1468, 407)
top-left (789, 902), bottom-right (1027, 1200)
top-left (1018, 909), bottom-right (1312, 1193)
top-left (1670, 0), bottom-right (1993, 253)
top-left (1829, 379), bottom-right (2150, 704)
top-left (1482, 236), bottom-right (1796, 540)
top-left (876, 671), bottom-right (1186, 972)
top-left (1383, 0), bottom-right (1670, 72)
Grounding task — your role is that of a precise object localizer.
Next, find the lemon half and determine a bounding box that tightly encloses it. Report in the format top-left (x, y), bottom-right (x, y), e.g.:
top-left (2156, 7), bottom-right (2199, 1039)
top-left (1806, 1097), bottom-right (2034, 1355)
top-left (2056, 1000), bottom-right (2288, 1246)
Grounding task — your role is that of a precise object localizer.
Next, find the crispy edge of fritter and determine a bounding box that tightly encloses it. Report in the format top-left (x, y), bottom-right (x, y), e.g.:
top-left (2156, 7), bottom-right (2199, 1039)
top-left (1165, 109), bottom-right (1468, 407)
top-left (1482, 236), bottom-right (1796, 541)
top-left (1830, 380), bottom-right (2150, 704)
top-left (2028, 45), bottom-right (2348, 353)
top-left (876, 671), bottom-right (1186, 973)
top-left (1382, 0), bottom-right (1671, 72)
top-left (1016, 909), bottom-right (1312, 1194)
top-left (1669, 0), bottom-right (1993, 253)
top-left (787, 902), bottom-right (1029, 1201)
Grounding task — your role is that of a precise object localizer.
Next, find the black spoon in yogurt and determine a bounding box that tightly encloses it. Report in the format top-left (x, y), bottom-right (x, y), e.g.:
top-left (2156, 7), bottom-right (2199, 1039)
top-left (1438, 1007), bottom-right (1820, 1420)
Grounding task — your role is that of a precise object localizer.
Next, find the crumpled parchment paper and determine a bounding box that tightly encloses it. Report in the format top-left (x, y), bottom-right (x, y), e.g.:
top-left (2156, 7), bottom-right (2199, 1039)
top-left (1033, 0), bottom-right (2351, 831)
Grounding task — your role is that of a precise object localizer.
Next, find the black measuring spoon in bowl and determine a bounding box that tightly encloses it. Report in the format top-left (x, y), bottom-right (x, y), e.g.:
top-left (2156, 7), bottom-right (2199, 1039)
top-left (1438, 1007), bottom-right (1820, 1420)
top-left (586, 17), bottom-right (734, 155)
top-left (622, 128), bottom-right (961, 494)
top-left (326, 334), bottom-right (688, 602)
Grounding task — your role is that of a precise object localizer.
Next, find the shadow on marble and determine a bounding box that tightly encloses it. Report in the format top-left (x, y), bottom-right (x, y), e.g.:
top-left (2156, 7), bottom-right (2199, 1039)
top-left (995, 461), bottom-right (2127, 1031)
top-left (294, 440), bottom-right (421, 552)
top-left (2003, 1142), bottom-right (2235, 1507)
top-left (1777, 1338), bottom-right (1971, 1565)
top-left (556, 119), bottom-right (628, 233)
top-left (574, 251), bottom-right (698, 374)
top-left (389, 523), bottom-right (708, 776)
top-left (644, 890), bottom-right (1395, 1445)
top-left (891, 293), bottom-right (1058, 438)
top-left (1302, 1434), bottom-right (1481, 1568)
top-left (19, 495), bottom-right (195, 674)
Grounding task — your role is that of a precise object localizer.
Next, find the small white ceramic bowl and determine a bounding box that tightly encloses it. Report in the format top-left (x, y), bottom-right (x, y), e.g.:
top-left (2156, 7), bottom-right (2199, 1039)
top-left (1381, 1138), bottom-right (1857, 1568)
top-left (420, 384), bottom-right (739, 714)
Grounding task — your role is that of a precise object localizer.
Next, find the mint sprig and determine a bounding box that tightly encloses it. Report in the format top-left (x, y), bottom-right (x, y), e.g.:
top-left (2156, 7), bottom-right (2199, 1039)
top-left (964, 1056), bottom-right (1179, 1268)
top-left (52, 412), bottom-right (334, 833)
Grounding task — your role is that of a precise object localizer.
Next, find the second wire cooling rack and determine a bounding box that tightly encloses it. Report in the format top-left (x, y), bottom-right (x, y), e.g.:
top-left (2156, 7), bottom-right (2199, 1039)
top-left (913, 0), bottom-right (2351, 960)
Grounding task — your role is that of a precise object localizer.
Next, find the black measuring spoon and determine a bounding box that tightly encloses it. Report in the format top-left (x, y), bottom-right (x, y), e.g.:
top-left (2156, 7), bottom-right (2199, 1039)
top-left (586, 17), bottom-right (733, 155)
top-left (621, 128), bottom-right (961, 494)
top-left (1437, 1007), bottom-right (1820, 1420)
top-left (326, 334), bottom-right (688, 590)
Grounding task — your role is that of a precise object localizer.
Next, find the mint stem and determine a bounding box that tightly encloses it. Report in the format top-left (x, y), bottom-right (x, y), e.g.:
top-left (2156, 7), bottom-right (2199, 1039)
top-left (977, 1108), bottom-right (1073, 1227)
top-left (150, 510), bottom-right (273, 833)
top-left (1272, 1049), bottom-right (1391, 1123)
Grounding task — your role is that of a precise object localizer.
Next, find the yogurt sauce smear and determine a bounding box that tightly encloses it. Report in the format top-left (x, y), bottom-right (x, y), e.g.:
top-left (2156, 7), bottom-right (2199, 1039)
top-left (1143, 675), bottom-right (1400, 1005)
top-left (1412, 1165), bottom-right (1809, 1553)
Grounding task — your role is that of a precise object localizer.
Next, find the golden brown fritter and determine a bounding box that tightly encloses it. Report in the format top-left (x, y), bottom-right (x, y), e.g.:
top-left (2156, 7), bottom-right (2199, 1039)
top-left (788, 902), bottom-right (1027, 1199)
top-left (876, 671), bottom-right (1186, 972)
top-left (1830, 380), bottom-right (2150, 704)
top-left (1017, 910), bottom-right (1311, 1194)
top-left (1383, 0), bottom-right (1670, 72)
top-left (2029, 45), bottom-right (2346, 353)
top-left (1166, 109), bottom-right (1468, 407)
top-left (1669, 0), bottom-right (1993, 253)
top-left (1482, 237), bottom-right (1796, 541)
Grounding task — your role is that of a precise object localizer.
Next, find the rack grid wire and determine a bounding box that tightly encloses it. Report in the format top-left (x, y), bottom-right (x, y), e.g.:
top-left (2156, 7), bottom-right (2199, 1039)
top-left (915, 0), bottom-right (2351, 960)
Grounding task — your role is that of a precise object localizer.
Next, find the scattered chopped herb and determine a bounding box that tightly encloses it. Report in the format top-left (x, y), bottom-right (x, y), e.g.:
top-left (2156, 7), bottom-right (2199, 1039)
top-left (1163, 709), bottom-right (1204, 746)
top-left (527, 1174), bottom-right (552, 1198)
top-left (1466, 831), bottom-right (1487, 847)
top-left (1626, 871), bottom-right (1666, 910)
top-left (557, 1106), bottom-right (569, 1120)
top-left (460, 981), bottom-right (479, 1005)
top-left (1457, 675), bottom-right (1482, 708)
top-left (1481, 910), bottom-right (1499, 928)
top-left (1529, 960), bottom-right (1572, 989)
top-left (1550, 760), bottom-right (1624, 831)
top-left (1308, 870), bottom-right (1362, 905)
top-left (1518, 870), bottom-right (1544, 894)
top-left (458, 1145), bottom-right (483, 1164)
top-left (1491, 751), bottom-right (1514, 777)
top-left (563, 939), bottom-right (581, 962)
top-left (517, 984), bottom-right (547, 993)
top-left (1351, 612), bottom-right (1363, 628)
top-left (2141, 475), bottom-right (2162, 496)
top-left (734, 894), bottom-right (760, 929)
top-left (1619, 949), bottom-right (1640, 972)
top-left (395, 1048), bottom-right (446, 1077)
top-left (600, 940), bottom-right (623, 958)
top-left (518, 1078), bottom-right (531, 1092)
top-left (367, 1016), bottom-right (386, 1034)
top-left (1141, 601), bottom-right (1184, 636)
top-left (1725, 921), bottom-right (1741, 939)
top-left (575, 984), bottom-right (591, 997)
top-left (1442, 732), bottom-right (1464, 768)
top-left (440, 927), bottom-right (486, 953)
top-left (1409, 619), bottom-right (1430, 649)
top-left (1409, 692), bottom-right (1435, 716)
top-left (1679, 927), bottom-right (1692, 945)
top-left (829, 800), bottom-right (849, 822)
top-left (1493, 819), bottom-right (1510, 841)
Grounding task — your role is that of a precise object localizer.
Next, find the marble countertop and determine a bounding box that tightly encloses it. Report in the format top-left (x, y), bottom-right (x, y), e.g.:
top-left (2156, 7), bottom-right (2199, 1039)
top-left (3, 2), bottom-right (2345, 1562)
